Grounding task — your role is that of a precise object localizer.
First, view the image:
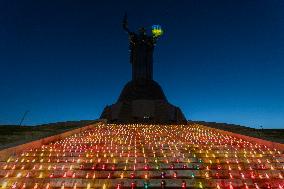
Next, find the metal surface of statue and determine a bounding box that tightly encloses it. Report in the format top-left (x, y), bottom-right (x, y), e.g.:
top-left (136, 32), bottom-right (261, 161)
top-left (100, 14), bottom-right (186, 124)
top-left (123, 14), bottom-right (161, 81)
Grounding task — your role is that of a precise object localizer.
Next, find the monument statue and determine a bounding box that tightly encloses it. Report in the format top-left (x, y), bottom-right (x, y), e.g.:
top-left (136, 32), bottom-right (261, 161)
top-left (122, 13), bottom-right (162, 81)
top-left (100, 14), bottom-right (186, 124)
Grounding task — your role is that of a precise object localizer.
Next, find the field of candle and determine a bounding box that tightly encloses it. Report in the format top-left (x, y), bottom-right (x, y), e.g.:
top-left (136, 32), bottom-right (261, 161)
top-left (0, 124), bottom-right (283, 188)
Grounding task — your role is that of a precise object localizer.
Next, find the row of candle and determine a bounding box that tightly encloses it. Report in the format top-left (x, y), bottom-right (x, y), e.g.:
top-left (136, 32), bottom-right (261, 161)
top-left (0, 123), bottom-right (283, 188)
top-left (1, 170), bottom-right (283, 180)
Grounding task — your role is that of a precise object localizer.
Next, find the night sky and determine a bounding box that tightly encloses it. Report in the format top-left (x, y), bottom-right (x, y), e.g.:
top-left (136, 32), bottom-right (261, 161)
top-left (1, 0), bottom-right (284, 128)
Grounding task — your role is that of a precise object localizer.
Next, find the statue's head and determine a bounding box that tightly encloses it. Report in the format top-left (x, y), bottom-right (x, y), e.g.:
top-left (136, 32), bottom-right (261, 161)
top-left (138, 27), bottom-right (146, 36)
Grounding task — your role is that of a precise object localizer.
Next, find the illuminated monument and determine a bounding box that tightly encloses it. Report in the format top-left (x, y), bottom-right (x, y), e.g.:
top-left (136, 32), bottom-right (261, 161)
top-left (101, 15), bottom-right (186, 123)
top-left (0, 14), bottom-right (284, 189)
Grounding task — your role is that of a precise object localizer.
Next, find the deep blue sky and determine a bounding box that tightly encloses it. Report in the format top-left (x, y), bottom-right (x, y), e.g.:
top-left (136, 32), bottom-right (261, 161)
top-left (0, 0), bottom-right (284, 128)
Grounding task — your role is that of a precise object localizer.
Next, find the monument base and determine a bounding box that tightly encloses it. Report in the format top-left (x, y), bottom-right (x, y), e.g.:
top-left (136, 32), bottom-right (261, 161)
top-left (100, 79), bottom-right (187, 124)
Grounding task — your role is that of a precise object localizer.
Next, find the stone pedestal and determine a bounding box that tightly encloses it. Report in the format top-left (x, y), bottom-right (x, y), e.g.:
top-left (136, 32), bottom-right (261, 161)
top-left (100, 79), bottom-right (186, 124)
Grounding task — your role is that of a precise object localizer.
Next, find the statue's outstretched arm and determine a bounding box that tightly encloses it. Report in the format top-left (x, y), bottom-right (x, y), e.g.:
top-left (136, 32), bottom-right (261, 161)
top-left (123, 13), bottom-right (131, 34)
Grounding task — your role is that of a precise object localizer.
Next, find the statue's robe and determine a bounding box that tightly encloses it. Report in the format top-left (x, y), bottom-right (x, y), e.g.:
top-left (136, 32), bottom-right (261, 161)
top-left (129, 33), bottom-right (156, 81)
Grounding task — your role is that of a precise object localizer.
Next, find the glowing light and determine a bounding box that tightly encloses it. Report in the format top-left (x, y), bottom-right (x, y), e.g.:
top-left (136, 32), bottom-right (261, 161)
top-left (0, 124), bottom-right (282, 189)
top-left (87, 183), bottom-right (91, 189)
top-left (1, 182), bottom-right (7, 188)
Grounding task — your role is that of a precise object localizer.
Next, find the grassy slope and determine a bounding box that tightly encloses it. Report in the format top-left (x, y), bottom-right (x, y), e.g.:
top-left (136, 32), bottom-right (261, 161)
top-left (191, 121), bottom-right (284, 144)
top-left (0, 120), bottom-right (99, 150)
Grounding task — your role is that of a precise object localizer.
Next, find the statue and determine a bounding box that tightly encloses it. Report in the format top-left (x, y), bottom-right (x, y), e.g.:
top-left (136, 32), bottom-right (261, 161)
top-left (100, 14), bottom-right (186, 124)
top-left (122, 13), bottom-right (163, 81)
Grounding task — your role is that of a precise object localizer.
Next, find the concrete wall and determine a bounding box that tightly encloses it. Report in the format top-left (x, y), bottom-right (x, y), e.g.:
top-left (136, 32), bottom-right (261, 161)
top-left (132, 100), bottom-right (155, 118)
top-left (0, 122), bottom-right (104, 161)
